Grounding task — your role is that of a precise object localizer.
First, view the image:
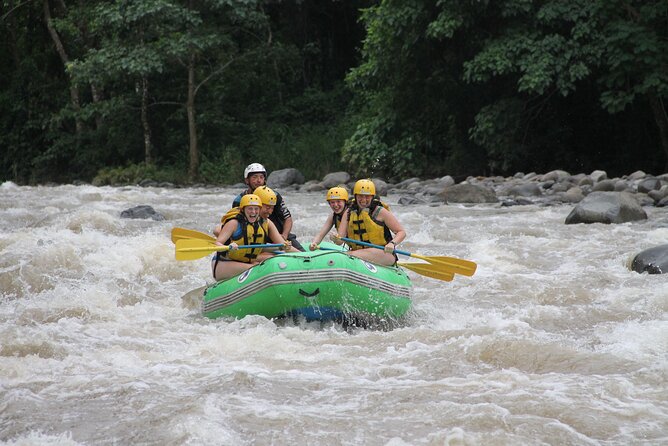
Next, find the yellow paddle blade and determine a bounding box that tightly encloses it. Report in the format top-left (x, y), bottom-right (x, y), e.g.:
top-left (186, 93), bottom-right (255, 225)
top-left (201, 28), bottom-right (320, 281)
top-left (398, 262), bottom-right (454, 282)
top-left (409, 254), bottom-right (477, 276)
top-left (175, 239), bottom-right (229, 261)
top-left (171, 227), bottom-right (216, 244)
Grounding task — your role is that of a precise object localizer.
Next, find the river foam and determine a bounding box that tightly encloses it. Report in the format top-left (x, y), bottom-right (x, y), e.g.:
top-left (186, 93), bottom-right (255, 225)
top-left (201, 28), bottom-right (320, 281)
top-left (1, 184), bottom-right (666, 445)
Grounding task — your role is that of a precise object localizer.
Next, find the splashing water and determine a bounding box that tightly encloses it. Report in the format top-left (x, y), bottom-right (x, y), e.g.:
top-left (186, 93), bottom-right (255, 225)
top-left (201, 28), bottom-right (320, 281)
top-left (1, 183), bottom-right (666, 445)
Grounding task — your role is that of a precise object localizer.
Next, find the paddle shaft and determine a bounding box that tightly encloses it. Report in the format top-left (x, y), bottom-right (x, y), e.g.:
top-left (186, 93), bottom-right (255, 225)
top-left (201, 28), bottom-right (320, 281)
top-left (310, 246), bottom-right (454, 282)
top-left (177, 242), bottom-right (284, 253)
top-left (175, 238), bottom-right (285, 261)
top-left (341, 238), bottom-right (411, 256)
top-left (341, 237), bottom-right (476, 276)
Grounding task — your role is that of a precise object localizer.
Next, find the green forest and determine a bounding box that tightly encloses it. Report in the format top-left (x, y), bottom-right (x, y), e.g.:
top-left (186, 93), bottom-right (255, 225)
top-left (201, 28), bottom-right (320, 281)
top-left (1, 0), bottom-right (667, 185)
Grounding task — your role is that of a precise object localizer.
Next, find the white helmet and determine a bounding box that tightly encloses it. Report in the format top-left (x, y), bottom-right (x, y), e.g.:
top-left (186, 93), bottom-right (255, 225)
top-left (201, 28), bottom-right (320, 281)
top-left (244, 163), bottom-right (266, 179)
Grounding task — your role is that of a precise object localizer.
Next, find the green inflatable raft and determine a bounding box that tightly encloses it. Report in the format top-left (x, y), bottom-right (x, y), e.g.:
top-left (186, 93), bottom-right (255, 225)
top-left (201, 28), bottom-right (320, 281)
top-left (201, 243), bottom-right (412, 324)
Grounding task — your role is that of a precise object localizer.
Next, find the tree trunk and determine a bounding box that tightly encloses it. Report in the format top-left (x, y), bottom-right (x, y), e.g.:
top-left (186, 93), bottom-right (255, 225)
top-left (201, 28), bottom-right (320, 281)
top-left (82, 22), bottom-right (103, 129)
top-left (140, 77), bottom-right (153, 165)
top-left (90, 84), bottom-right (103, 129)
top-left (187, 52), bottom-right (198, 181)
top-left (8, 0), bottom-right (21, 68)
top-left (43, 0), bottom-right (83, 134)
top-left (647, 93), bottom-right (668, 172)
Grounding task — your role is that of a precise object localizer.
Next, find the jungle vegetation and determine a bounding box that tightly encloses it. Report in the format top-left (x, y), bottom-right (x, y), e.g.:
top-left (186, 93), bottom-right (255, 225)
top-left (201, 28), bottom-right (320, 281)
top-left (1, 0), bottom-right (666, 185)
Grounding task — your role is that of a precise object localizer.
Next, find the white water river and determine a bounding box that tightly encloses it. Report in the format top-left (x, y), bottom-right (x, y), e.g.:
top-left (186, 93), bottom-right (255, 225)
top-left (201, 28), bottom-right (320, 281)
top-left (0, 182), bottom-right (666, 445)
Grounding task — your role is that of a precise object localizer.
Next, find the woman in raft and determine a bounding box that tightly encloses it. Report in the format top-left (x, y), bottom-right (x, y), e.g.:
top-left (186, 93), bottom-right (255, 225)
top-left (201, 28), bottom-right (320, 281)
top-left (212, 194), bottom-right (290, 280)
top-left (332, 179), bottom-right (406, 266)
top-left (309, 186), bottom-right (349, 251)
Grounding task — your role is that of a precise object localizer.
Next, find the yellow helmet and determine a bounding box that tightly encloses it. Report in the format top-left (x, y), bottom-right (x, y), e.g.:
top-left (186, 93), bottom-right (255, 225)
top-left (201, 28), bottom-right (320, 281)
top-left (254, 186), bottom-right (277, 206)
top-left (353, 179), bottom-right (376, 196)
top-left (239, 194), bottom-right (262, 209)
top-left (326, 186), bottom-right (349, 201)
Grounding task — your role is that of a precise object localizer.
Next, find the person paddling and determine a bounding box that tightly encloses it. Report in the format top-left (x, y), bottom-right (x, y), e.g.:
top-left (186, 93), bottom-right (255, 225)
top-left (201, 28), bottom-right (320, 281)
top-left (310, 186), bottom-right (349, 251)
top-left (333, 179), bottom-right (406, 266)
top-left (233, 163), bottom-right (304, 251)
top-left (212, 194), bottom-right (290, 281)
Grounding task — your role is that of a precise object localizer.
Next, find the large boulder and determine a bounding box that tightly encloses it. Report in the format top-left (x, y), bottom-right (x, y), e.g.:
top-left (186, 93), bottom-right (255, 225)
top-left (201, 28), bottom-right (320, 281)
top-left (541, 169), bottom-right (571, 182)
top-left (120, 205), bottom-right (165, 221)
top-left (507, 183), bottom-right (543, 197)
top-left (578, 176), bottom-right (594, 187)
top-left (322, 171), bottom-right (351, 188)
top-left (346, 178), bottom-right (389, 196)
top-left (628, 170), bottom-right (647, 180)
top-left (637, 178), bottom-right (662, 193)
top-left (631, 244), bottom-right (668, 274)
top-left (590, 170), bottom-right (608, 182)
top-left (565, 192), bottom-right (647, 224)
top-left (394, 177), bottom-right (421, 189)
top-left (299, 181), bottom-right (326, 192)
top-left (267, 168), bottom-right (305, 188)
top-left (371, 178), bottom-right (389, 196)
top-left (614, 180), bottom-right (631, 192)
top-left (437, 183), bottom-right (498, 203)
top-left (592, 179), bottom-right (616, 192)
top-left (649, 185), bottom-right (668, 203)
top-left (438, 175), bottom-right (456, 187)
top-left (561, 186), bottom-right (585, 203)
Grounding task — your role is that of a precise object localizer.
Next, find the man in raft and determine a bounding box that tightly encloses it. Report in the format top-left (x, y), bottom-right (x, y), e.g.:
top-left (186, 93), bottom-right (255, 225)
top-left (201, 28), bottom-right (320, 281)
top-left (233, 163), bottom-right (305, 251)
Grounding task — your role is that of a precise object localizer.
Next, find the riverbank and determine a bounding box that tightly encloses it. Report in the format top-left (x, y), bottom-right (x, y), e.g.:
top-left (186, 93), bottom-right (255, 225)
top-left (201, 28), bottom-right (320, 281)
top-left (19, 168), bottom-right (668, 209)
top-left (268, 168), bottom-right (668, 208)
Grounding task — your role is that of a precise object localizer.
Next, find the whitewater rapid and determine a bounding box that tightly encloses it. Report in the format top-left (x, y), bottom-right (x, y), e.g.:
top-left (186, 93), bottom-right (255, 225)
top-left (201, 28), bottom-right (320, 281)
top-left (0, 182), bottom-right (666, 445)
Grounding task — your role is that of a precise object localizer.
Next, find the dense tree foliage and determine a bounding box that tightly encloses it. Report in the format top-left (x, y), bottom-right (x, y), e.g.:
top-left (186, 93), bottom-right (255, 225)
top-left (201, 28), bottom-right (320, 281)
top-left (464, 0), bottom-right (668, 174)
top-left (1, 0), bottom-right (367, 184)
top-left (1, 0), bottom-right (666, 184)
top-left (346, 0), bottom-right (667, 178)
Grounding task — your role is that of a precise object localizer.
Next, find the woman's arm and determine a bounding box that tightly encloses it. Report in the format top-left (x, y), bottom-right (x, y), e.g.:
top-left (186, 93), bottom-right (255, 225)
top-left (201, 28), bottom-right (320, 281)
top-left (267, 220), bottom-right (290, 248)
top-left (266, 219), bottom-right (299, 252)
top-left (310, 214), bottom-right (334, 249)
top-left (332, 210), bottom-right (349, 245)
top-left (377, 208), bottom-right (406, 250)
top-left (215, 219), bottom-right (239, 247)
top-left (281, 216), bottom-right (293, 240)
